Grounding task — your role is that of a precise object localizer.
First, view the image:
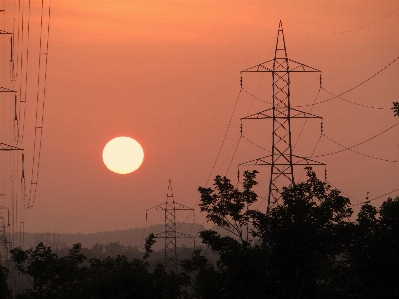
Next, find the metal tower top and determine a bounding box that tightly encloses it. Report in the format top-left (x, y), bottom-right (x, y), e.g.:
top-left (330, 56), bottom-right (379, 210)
top-left (167, 179), bottom-right (173, 200)
top-left (274, 20), bottom-right (288, 61)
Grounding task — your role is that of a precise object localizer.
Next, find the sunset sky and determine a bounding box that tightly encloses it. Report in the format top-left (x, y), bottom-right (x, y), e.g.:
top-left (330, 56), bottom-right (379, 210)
top-left (0, 0), bottom-right (398, 235)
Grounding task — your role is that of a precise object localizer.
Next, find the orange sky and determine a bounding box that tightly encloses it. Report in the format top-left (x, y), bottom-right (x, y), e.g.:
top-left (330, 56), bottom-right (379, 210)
top-left (0, 0), bottom-right (398, 234)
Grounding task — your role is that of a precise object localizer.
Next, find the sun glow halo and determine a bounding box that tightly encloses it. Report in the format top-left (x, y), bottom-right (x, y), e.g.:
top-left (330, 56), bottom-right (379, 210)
top-left (102, 137), bottom-right (144, 174)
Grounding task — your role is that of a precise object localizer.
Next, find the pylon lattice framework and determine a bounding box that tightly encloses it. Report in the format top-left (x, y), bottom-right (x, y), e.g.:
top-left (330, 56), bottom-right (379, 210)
top-left (146, 180), bottom-right (194, 273)
top-left (239, 21), bottom-right (325, 213)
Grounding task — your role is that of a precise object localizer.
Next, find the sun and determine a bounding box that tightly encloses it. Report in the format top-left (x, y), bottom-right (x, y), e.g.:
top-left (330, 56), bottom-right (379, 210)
top-left (102, 137), bottom-right (144, 174)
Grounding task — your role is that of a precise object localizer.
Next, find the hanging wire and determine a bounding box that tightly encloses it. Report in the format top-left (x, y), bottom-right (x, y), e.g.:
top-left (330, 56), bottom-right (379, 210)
top-left (21, 0), bottom-right (32, 143)
top-left (27, 0), bottom-right (52, 208)
top-left (15, 1), bottom-right (25, 143)
top-left (288, 7), bottom-right (399, 35)
top-left (297, 131), bottom-right (323, 182)
top-left (319, 133), bottom-right (398, 163)
top-left (351, 188), bottom-right (399, 207)
top-left (225, 135), bottom-right (242, 175)
top-left (326, 180), bottom-right (363, 204)
top-left (292, 56), bottom-right (399, 108)
top-left (293, 85), bottom-right (322, 150)
top-left (320, 87), bottom-right (386, 109)
top-left (205, 89), bottom-right (242, 186)
top-left (315, 123), bottom-right (399, 159)
top-left (241, 133), bottom-right (271, 153)
top-left (241, 86), bottom-right (271, 104)
top-left (176, 132), bottom-right (244, 235)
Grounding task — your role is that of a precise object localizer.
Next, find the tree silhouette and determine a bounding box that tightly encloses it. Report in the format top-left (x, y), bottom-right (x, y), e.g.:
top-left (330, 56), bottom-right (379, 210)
top-left (393, 101), bottom-right (399, 116)
top-left (347, 197), bottom-right (399, 299)
top-left (10, 241), bottom-right (189, 299)
top-left (3, 169), bottom-right (397, 298)
top-left (0, 265), bottom-right (12, 299)
top-left (198, 170), bottom-right (258, 243)
top-left (183, 168), bottom-right (399, 298)
top-left (11, 243), bottom-right (88, 298)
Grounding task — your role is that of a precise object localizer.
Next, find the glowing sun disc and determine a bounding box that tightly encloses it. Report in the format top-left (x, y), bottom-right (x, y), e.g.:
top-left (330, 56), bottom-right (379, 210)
top-left (102, 137), bottom-right (144, 174)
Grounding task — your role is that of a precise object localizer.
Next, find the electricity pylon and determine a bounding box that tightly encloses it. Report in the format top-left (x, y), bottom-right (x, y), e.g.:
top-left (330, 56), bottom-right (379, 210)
top-left (239, 20), bottom-right (325, 213)
top-left (0, 204), bottom-right (10, 261)
top-left (146, 180), bottom-right (194, 273)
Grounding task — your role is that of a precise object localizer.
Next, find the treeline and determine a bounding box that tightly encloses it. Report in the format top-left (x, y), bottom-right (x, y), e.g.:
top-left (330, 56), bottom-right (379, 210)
top-left (183, 169), bottom-right (399, 299)
top-left (0, 168), bottom-right (398, 298)
top-left (0, 242), bottom-right (201, 298)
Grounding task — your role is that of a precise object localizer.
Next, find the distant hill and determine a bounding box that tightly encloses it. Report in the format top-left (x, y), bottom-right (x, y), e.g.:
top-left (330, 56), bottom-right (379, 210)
top-left (18, 222), bottom-right (206, 251)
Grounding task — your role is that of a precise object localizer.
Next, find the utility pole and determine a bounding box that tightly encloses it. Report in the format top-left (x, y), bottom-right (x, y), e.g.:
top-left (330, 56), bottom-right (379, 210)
top-left (240, 21), bottom-right (325, 213)
top-left (146, 180), bottom-right (194, 273)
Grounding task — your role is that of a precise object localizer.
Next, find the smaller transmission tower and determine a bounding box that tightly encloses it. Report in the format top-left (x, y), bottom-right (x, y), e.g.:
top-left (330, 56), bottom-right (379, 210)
top-left (0, 215), bottom-right (9, 260)
top-left (146, 180), bottom-right (194, 273)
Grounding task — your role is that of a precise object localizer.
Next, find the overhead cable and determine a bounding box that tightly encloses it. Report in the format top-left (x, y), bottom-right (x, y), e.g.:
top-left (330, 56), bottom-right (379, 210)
top-left (289, 8), bottom-right (399, 35)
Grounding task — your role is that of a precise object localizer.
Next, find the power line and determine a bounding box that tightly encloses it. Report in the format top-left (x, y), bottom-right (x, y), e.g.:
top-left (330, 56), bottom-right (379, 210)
top-left (314, 123), bottom-right (399, 159)
top-left (240, 86), bottom-right (271, 104)
top-left (293, 55), bottom-right (399, 108)
top-left (205, 88), bottom-right (242, 186)
top-left (27, 0), bottom-right (52, 208)
top-left (241, 133), bottom-right (271, 153)
top-left (326, 180), bottom-right (363, 204)
top-left (352, 188), bottom-right (399, 206)
top-left (293, 85), bottom-right (322, 150)
top-left (320, 133), bottom-right (398, 163)
top-left (320, 87), bottom-right (386, 110)
top-left (225, 135), bottom-right (242, 175)
top-left (289, 7), bottom-right (399, 35)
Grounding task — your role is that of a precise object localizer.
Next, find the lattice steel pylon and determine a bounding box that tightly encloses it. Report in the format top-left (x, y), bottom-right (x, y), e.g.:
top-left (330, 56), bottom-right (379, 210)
top-left (240, 20), bottom-right (325, 213)
top-left (146, 180), bottom-right (194, 273)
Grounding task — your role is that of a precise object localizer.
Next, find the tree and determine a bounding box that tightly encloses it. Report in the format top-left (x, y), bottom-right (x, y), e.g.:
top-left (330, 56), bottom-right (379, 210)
top-left (87, 255), bottom-right (189, 299)
top-left (183, 168), bottom-right (354, 299)
top-left (198, 170), bottom-right (258, 243)
top-left (11, 243), bottom-right (88, 299)
top-left (347, 197), bottom-right (399, 299)
top-left (392, 101), bottom-right (399, 116)
top-left (11, 241), bottom-right (190, 299)
top-left (0, 265), bottom-right (12, 299)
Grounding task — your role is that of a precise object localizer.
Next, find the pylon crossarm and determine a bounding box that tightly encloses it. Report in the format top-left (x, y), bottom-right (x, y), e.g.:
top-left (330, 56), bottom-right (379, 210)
top-left (288, 59), bottom-right (321, 72)
top-left (240, 59), bottom-right (275, 72)
top-left (146, 204), bottom-right (165, 211)
top-left (176, 232), bottom-right (196, 238)
top-left (173, 202), bottom-right (194, 210)
top-left (290, 108), bottom-right (322, 118)
top-left (239, 161), bottom-right (323, 167)
top-left (238, 155), bottom-right (273, 167)
top-left (241, 58), bottom-right (320, 73)
top-left (0, 86), bottom-right (15, 92)
top-left (0, 143), bottom-right (23, 151)
top-left (153, 232), bottom-right (167, 238)
top-left (291, 155), bottom-right (325, 166)
top-left (241, 108), bottom-right (273, 120)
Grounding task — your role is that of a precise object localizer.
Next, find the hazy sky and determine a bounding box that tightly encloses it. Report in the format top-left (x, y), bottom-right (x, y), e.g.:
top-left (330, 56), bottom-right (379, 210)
top-left (0, 0), bottom-right (398, 234)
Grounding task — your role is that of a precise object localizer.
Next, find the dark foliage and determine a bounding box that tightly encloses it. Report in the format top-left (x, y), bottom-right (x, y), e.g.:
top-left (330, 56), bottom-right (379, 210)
top-left (347, 198), bottom-right (399, 299)
top-left (182, 168), bottom-right (399, 299)
top-left (1, 169), bottom-right (397, 298)
top-left (0, 265), bottom-right (12, 299)
top-left (8, 242), bottom-right (189, 299)
top-left (392, 101), bottom-right (399, 116)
